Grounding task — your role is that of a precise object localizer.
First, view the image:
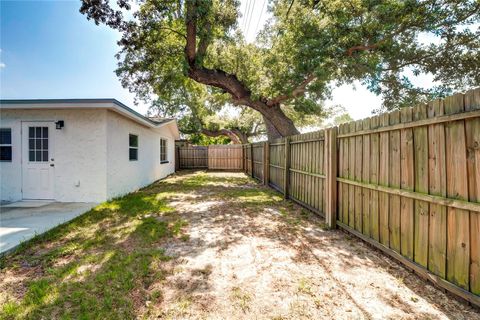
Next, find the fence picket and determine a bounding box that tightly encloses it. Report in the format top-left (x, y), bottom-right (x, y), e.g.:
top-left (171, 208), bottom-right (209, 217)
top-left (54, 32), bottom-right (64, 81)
top-left (400, 107), bottom-right (415, 260)
top-left (445, 93), bottom-right (470, 290)
top-left (389, 110), bottom-right (401, 252)
top-left (413, 104), bottom-right (429, 268)
top-left (427, 99), bottom-right (447, 278)
top-left (379, 113), bottom-right (390, 247)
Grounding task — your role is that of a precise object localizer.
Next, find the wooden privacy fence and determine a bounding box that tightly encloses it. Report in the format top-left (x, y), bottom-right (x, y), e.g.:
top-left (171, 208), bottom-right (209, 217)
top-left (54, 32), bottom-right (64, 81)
top-left (240, 88), bottom-right (480, 307)
top-left (177, 146), bottom-right (208, 169)
top-left (177, 145), bottom-right (243, 170)
top-left (208, 145), bottom-right (243, 170)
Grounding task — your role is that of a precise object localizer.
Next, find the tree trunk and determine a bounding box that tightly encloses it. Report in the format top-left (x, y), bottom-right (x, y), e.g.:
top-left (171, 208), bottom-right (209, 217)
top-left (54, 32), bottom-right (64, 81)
top-left (230, 128), bottom-right (249, 144)
top-left (184, 5), bottom-right (299, 141)
top-left (255, 103), bottom-right (299, 140)
top-left (188, 66), bottom-right (300, 140)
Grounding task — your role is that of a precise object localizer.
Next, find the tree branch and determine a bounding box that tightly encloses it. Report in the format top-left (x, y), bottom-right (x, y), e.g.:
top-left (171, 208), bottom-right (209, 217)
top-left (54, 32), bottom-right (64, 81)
top-left (159, 27), bottom-right (186, 39)
top-left (267, 74), bottom-right (316, 106)
top-left (185, 0), bottom-right (197, 64)
top-left (197, 22), bottom-right (211, 58)
top-left (201, 128), bottom-right (246, 144)
top-left (346, 44), bottom-right (379, 56)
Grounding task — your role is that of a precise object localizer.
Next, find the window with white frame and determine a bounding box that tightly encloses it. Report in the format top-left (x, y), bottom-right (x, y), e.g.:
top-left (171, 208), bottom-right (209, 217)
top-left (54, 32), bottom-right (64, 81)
top-left (0, 128), bottom-right (12, 161)
top-left (129, 134), bottom-right (138, 161)
top-left (160, 138), bottom-right (168, 163)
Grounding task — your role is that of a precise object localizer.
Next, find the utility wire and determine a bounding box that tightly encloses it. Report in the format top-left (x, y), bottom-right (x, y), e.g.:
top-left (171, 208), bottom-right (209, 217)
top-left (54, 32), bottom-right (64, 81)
top-left (253, 0), bottom-right (267, 38)
top-left (245, 0), bottom-right (256, 38)
top-left (242, 0), bottom-right (251, 33)
top-left (286, 0), bottom-right (295, 18)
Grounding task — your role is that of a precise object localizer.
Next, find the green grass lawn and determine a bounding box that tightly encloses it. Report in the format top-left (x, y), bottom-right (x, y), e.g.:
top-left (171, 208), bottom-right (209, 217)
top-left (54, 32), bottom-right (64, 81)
top-left (0, 171), bottom-right (285, 319)
top-left (2, 171), bottom-right (478, 320)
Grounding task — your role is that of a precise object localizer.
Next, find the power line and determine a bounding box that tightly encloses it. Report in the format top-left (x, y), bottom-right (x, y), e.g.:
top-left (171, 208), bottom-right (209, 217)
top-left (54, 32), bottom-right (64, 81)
top-left (286, 0), bottom-right (295, 18)
top-left (245, 0), bottom-right (256, 38)
top-left (253, 0), bottom-right (267, 37)
top-left (242, 0), bottom-right (251, 33)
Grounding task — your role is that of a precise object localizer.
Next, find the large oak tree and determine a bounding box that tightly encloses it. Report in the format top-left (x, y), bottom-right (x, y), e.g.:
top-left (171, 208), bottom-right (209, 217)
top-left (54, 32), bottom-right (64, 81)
top-left (81, 0), bottom-right (480, 140)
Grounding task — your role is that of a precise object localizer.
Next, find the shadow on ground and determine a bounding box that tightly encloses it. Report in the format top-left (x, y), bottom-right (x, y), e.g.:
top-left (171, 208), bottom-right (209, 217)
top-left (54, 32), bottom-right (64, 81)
top-left (1, 170), bottom-right (478, 319)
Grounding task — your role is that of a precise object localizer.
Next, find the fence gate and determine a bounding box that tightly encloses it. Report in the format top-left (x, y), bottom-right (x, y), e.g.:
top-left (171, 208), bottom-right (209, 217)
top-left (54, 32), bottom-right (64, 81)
top-left (177, 146), bottom-right (208, 169)
top-left (208, 145), bottom-right (243, 170)
top-left (177, 145), bottom-right (244, 170)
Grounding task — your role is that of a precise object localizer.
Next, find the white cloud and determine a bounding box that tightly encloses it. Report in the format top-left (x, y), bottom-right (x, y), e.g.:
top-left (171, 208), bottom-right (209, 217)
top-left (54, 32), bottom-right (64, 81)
top-left (327, 82), bottom-right (382, 120)
top-left (0, 48), bottom-right (4, 69)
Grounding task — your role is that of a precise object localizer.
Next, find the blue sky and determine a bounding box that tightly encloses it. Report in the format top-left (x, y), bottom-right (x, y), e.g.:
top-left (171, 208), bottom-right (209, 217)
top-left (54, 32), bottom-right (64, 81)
top-left (0, 0), bottom-right (382, 119)
top-left (0, 0), bottom-right (145, 111)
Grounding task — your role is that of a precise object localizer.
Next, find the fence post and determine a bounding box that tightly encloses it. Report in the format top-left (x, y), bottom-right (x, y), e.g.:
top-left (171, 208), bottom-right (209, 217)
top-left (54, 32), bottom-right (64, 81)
top-left (283, 137), bottom-right (291, 199)
top-left (244, 145), bottom-right (247, 173)
top-left (250, 144), bottom-right (254, 178)
top-left (263, 142), bottom-right (269, 185)
top-left (325, 127), bottom-right (338, 228)
top-left (175, 146), bottom-right (179, 172)
top-left (241, 145), bottom-right (244, 172)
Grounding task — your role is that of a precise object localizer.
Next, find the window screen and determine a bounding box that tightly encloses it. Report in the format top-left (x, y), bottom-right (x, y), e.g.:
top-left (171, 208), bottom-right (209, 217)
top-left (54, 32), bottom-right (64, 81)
top-left (129, 134), bottom-right (138, 161)
top-left (0, 128), bottom-right (12, 161)
top-left (160, 138), bottom-right (167, 163)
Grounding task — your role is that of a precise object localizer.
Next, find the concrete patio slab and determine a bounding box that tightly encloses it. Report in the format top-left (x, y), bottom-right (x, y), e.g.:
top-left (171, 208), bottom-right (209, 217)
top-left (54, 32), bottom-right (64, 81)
top-left (1, 200), bottom-right (53, 208)
top-left (0, 201), bottom-right (98, 254)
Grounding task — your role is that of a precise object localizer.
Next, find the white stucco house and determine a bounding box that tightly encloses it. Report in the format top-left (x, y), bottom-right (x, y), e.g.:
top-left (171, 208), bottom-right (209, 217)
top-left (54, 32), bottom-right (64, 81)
top-left (0, 99), bottom-right (180, 203)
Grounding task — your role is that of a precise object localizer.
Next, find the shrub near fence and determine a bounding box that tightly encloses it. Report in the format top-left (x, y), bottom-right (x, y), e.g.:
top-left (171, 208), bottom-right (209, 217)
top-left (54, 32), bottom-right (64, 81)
top-left (241, 88), bottom-right (480, 307)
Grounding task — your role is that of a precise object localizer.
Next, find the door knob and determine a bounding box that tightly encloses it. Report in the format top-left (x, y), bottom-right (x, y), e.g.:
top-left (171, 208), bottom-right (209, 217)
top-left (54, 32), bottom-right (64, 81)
top-left (50, 164), bottom-right (54, 167)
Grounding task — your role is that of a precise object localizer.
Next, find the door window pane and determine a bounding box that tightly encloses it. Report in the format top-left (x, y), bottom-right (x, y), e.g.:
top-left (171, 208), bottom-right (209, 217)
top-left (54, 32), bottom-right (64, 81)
top-left (28, 126), bottom-right (49, 162)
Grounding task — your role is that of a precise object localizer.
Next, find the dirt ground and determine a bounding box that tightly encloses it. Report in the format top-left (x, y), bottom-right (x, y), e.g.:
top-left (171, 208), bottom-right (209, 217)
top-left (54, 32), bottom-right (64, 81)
top-left (149, 172), bottom-right (480, 319)
top-left (1, 171), bottom-right (479, 319)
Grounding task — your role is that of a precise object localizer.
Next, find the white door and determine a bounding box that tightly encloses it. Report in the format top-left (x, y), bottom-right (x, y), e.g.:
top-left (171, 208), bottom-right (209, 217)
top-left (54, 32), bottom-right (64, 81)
top-left (22, 122), bottom-right (55, 200)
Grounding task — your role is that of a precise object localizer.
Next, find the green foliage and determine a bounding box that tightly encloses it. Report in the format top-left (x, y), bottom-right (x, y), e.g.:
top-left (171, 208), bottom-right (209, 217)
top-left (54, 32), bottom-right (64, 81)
top-left (189, 133), bottom-right (231, 145)
top-left (81, 0), bottom-right (480, 120)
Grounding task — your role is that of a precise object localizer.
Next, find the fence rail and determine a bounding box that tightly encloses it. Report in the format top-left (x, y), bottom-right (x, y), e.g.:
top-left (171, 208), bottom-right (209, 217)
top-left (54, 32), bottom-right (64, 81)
top-left (235, 88), bottom-right (480, 307)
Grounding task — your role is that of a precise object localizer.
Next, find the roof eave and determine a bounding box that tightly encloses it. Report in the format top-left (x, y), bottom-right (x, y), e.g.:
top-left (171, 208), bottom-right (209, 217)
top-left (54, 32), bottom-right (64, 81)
top-left (0, 99), bottom-right (167, 128)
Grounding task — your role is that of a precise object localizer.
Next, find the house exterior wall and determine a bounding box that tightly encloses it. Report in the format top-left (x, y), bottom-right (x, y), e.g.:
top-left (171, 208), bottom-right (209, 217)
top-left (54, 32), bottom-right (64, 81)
top-left (0, 109), bottom-right (108, 203)
top-left (105, 110), bottom-right (176, 200)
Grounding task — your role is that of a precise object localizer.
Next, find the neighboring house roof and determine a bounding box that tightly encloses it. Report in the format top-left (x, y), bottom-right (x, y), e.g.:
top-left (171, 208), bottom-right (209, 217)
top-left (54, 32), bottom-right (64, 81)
top-left (0, 98), bottom-right (180, 138)
top-left (147, 116), bottom-right (175, 125)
